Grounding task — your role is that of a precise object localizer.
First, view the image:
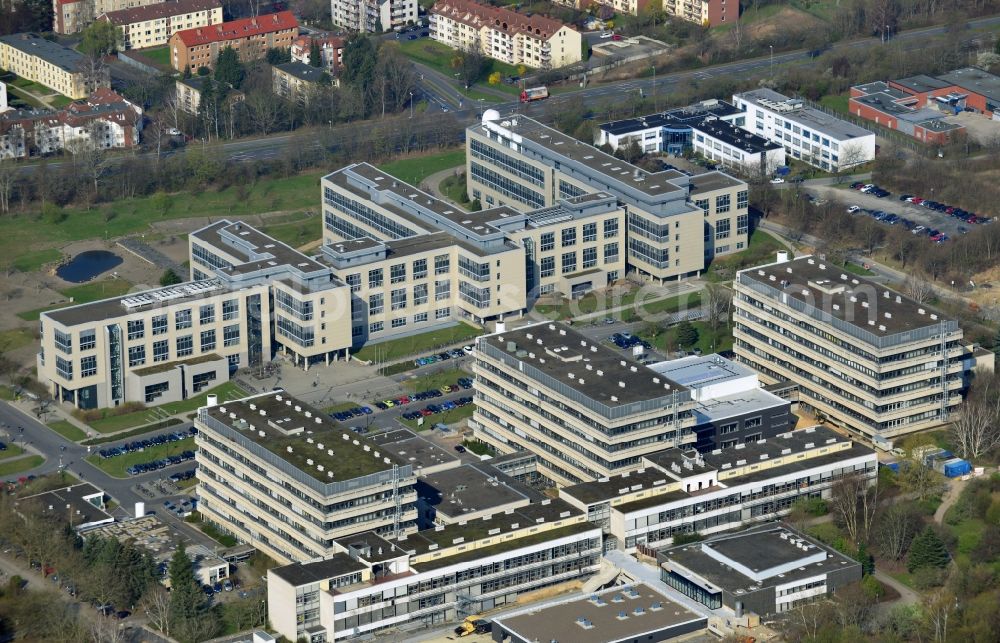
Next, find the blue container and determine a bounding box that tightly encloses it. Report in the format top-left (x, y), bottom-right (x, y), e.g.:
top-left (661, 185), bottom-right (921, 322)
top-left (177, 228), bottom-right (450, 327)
top-left (942, 459), bottom-right (971, 478)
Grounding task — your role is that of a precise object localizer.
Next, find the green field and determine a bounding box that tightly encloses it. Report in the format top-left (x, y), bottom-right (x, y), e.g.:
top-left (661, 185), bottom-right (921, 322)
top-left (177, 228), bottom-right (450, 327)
top-left (352, 323), bottom-right (481, 364)
top-left (18, 278), bottom-right (134, 321)
top-left (396, 39), bottom-right (522, 93)
top-left (322, 401), bottom-right (356, 413)
top-left (536, 289), bottom-right (701, 322)
top-left (705, 230), bottom-right (789, 282)
top-left (0, 444), bottom-right (25, 461)
top-left (402, 368), bottom-right (466, 393)
top-left (639, 320), bottom-right (734, 355)
top-left (377, 149), bottom-right (466, 186)
top-left (85, 437), bottom-right (194, 478)
top-left (46, 420), bottom-right (88, 442)
top-left (86, 381), bottom-right (247, 433)
top-left (81, 418), bottom-right (182, 445)
top-left (0, 327), bottom-right (35, 351)
top-left (0, 455), bottom-right (44, 476)
top-left (12, 248), bottom-right (61, 272)
top-left (400, 403), bottom-right (475, 431)
top-left (48, 95), bottom-right (73, 108)
top-left (0, 172), bottom-right (326, 274)
top-left (820, 94), bottom-right (850, 114)
top-left (259, 212), bottom-right (321, 248)
top-left (139, 46), bottom-right (171, 66)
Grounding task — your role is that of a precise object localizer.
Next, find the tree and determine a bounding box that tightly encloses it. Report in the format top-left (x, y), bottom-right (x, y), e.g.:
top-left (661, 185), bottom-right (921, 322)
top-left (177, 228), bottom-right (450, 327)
top-left (309, 40), bottom-right (323, 67)
top-left (168, 543), bottom-right (203, 624)
top-left (141, 585), bottom-right (172, 636)
top-left (903, 273), bottom-right (934, 304)
top-left (829, 471), bottom-right (879, 545)
top-left (214, 47), bottom-right (245, 89)
top-left (675, 320), bottom-right (698, 349)
top-left (341, 35), bottom-right (378, 89)
top-left (79, 20), bottom-right (121, 57)
top-left (704, 283), bottom-right (731, 335)
top-left (950, 377), bottom-right (1000, 459)
top-left (265, 47), bottom-right (290, 65)
top-left (246, 90), bottom-right (284, 135)
top-left (160, 268), bottom-right (182, 286)
top-left (876, 502), bottom-right (921, 560)
top-left (0, 162), bottom-right (19, 215)
top-left (908, 525), bottom-right (950, 573)
top-left (920, 587), bottom-right (958, 643)
top-left (453, 48), bottom-right (487, 88)
top-left (488, 71), bottom-right (502, 85)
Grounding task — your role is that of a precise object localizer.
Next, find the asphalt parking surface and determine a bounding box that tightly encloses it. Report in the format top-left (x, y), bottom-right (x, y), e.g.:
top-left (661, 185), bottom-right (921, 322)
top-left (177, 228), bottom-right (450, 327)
top-left (807, 185), bottom-right (980, 238)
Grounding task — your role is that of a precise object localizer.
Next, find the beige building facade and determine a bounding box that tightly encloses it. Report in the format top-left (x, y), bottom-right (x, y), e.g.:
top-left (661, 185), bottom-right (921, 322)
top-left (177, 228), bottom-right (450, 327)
top-left (54, 0), bottom-right (160, 34)
top-left (99, 0), bottom-right (223, 50)
top-left (733, 255), bottom-right (991, 440)
top-left (466, 113), bottom-right (748, 283)
top-left (0, 33), bottom-right (109, 99)
top-left (430, 0), bottom-right (581, 69)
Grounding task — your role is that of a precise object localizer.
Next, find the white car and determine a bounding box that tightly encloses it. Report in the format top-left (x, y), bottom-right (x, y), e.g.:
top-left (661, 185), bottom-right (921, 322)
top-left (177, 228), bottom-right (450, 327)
top-left (847, 205), bottom-right (861, 213)
top-left (769, 177), bottom-right (785, 184)
top-left (911, 225), bottom-right (926, 234)
top-left (600, 31), bottom-right (613, 39)
top-left (462, 345), bottom-right (474, 355)
top-left (167, 127), bottom-right (182, 136)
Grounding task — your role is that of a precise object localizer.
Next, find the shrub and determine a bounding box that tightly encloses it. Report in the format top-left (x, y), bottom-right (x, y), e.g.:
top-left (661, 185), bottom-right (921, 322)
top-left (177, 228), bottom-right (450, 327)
top-left (672, 532), bottom-right (704, 546)
top-left (910, 565), bottom-right (947, 590)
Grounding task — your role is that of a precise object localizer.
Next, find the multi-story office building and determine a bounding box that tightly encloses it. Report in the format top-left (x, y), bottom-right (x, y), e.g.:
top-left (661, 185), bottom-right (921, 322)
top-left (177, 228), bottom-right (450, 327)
top-left (558, 425), bottom-right (876, 551)
top-left (733, 254), bottom-right (992, 440)
top-left (657, 525), bottom-right (862, 615)
top-left (330, 0), bottom-right (416, 33)
top-left (0, 33), bottom-right (109, 99)
top-left (266, 489), bottom-right (600, 641)
top-left (168, 11), bottom-right (298, 72)
top-left (689, 118), bottom-right (785, 177)
top-left (54, 0), bottom-right (161, 34)
top-left (430, 0), bottom-right (582, 69)
top-left (596, 100), bottom-right (745, 155)
top-left (467, 112), bottom-right (749, 282)
top-left (470, 322), bottom-right (794, 486)
top-left (732, 89), bottom-right (876, 172)
top-left (195, 392), bottom-right (419, 564)
top-left (97, 0), bottom-right (222, 50)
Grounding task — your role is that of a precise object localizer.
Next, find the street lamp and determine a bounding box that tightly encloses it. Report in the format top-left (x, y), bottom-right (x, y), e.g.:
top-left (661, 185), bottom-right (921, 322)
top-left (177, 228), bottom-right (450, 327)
top-left (769, 45), bottom-right (774, 77)
top-left (409, 91), bottom-right (414, 119)
top-left (651, 65), bottom-right (656, 111)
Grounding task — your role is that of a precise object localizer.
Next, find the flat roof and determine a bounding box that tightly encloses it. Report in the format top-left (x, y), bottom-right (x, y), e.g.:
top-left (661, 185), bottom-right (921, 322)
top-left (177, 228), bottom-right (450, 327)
top-left (893, 74), bottom-right (953, 94)
top-left (203, 392), bottom-right (401, 482)
top-left (735, 88), bottom-right (873, 140)
top-left (191, 220), bottom-right (328, 276)
top-left (599, 99), bottom-right (742, 136)
top-left (496, 583), bottom-right (704, 643)
top-left (738, 255), bottom-right (955, 338)
top-left (270, 553), bottom-right (366, 586)
top-left (480, 321), bottom-right (688, 408)
top-left (937, 67), bottom-right (1000, 102)
top-left (418, 462), bottom-right (535, 519)
top-left (0, 34), bottom-right (84, 73)
top-left (275, 60), bottom-right (326, 82)
top-left (43, 278), bottom-right (231, 327)
top-left (650, 354), bottom-right (755, 389)
top-left (334, 531), bottom-right (407, 563)
top-left (18, 482), bottom-right (111, 527)
top-left (691, 119), bottom-right (783, 154)
top-left (561, 468), bottom-right (676, 505)
top-left (366, 428), bottom-right (460, 472)
top-left (688, 170), bottom-right (745, 195)
top-left (693, 388), bottom-right (788, 423)
top-left (661, 525), bottom-right (861, 593)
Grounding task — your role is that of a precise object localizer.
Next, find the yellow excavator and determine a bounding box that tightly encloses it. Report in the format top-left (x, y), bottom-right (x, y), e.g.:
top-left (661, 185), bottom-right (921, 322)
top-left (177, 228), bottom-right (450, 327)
top-left (453, 616), bottom-right (491, 637)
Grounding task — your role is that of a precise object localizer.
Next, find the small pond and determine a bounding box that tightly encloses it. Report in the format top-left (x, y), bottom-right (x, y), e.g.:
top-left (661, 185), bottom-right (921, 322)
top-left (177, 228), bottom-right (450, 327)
top-left (55, 250), bottom-right (123, 283)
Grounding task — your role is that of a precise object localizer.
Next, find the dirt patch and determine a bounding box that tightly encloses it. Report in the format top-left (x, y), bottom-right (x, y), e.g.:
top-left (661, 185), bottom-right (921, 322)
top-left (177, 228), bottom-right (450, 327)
top-left (746, 7), bottom-right (822, 40)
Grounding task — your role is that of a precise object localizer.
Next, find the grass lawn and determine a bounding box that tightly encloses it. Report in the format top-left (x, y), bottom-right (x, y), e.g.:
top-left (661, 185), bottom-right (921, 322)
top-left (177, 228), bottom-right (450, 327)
top-left (396, 39), bottom-right (523, 91)
top-left (400, 403), bottom-right (475, 431)
top-left (377, 148), bottom-right (466, 186)
top-left (623, 292), bottom-right (702, 323)
top-left (0, 327), bottom-right (35, 351)
top-left (536, 289), bottom-right (701, 321)
top-left (10, 248), bottom-right (61, 272)
top-left (48, 95), bottom-right (73, 108)
top-left (322, 401), bottom-right (356, 414)
top-left (402, 367), bottom-right (466, 392)
top-left (186, 512), bottom-right (238, 547)
top-left (820, 94), bottom-right (850, 114)
top-left (5, 85), bottom-right (46, 109)
top-left (463, 439), bottom-right (493, 456)
top-left (85, 436), bottom-right (194, 478)
top-left (259, 214), bottom-right (320, 248)
top-left (46, 420), bottom-right (88, 442)
top-left (18, 278), bottom-right (135, 321)
top-left (86, 381), bottom-right (247, 433)
top-left (0, 455), bottom-right (45, 476)
top-left (81, 418), bottom-right (183, 445)
top-left (0, 444), bottom-right (25, 460)
top-left (0, 172), bottom-right (326, 271)
top-left (705, 230), bottom-right (789, 283)
top-left (440, 172), bottom-right (474, 207)
top-left (0, 386), bottom-right (13, 401)
top-left (139, 46), bottom-right (171, 66)
top-left (639, 321), bottom-right (734, 355)
top-left (352, 322), bottom-right (481, 363)
top-left (842, 260), bottom-right (875, 276)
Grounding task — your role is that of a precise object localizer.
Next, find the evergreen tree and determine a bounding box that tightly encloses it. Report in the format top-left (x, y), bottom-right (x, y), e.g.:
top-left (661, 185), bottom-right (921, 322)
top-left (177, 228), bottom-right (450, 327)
top-left (675, 320), bottom-right (699, 349)
top-left (214, 47), bottom-right (245, 89)
top-left (907, 525), bottom-right (950, 573)
top-left (160, 269), bottom-right (182, 286)
top-left (856, 542), bottom-right (875, 576)
top-left (309, 40), bottom-right (323, 67)
top-left (168, 543), bottom-right (203, 623)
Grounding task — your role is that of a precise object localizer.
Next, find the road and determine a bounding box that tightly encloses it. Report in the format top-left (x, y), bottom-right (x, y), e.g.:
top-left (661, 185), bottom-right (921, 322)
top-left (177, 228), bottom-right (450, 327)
top-left (0, 400), bottom-right (219, 549)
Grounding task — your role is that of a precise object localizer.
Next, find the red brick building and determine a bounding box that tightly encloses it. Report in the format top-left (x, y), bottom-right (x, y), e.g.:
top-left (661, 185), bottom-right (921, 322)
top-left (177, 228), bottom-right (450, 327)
top-left (849, 80), bottom-right (965, 145)
top-left (168, 11), bottom-right (298, 72)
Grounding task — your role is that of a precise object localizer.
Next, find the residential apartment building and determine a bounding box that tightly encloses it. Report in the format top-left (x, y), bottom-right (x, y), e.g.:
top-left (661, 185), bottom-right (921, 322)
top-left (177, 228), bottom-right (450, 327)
top-left (266, 492), bottom-right (600, 641)
top-left (662, 0), bottom-right (729, 25)
top-left (0, 88), bottom-right (142, 159)
top-left (471, 322), bottom-right (794, 486)
top-left (733, 254), bottom-right (992, 440)
top-left (849, 81), bottom-right (963, 145)
top-left (273, 61), bottom-right (329, 102)
top-left (467, 112), bottom-right (750, 282)
top-left (54, 0), bottom-right (160, 34)
top-left (330, 0), bottom-right (416, 33)
top-left (596, 99), bottom-right (745, 155)
top-left (732, 89), bottom-right (875, 172)
top-left (168, 11), bottom-right (298, 72)
top-left (195, 392), bottom-right (420, 564)
top-left (98, 0), bottom-right (223, 50)
top-left (174, 75), bottom-right (244, 114)
top-left (0, 33), bottom-right (109, 99)
top-left (290, 33), bottom-right (344, 72)
top-left (558, 425), bottom-right (876, 551)
top-left (658, 525), bottom-right (862, 615)
top-left (430, 0), bottom-right (581, 69)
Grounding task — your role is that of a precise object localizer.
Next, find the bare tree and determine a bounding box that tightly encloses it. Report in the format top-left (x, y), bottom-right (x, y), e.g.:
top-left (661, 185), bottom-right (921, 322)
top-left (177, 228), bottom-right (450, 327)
top-left (903, 273), bottom-right (934, 304)
top-left (140, 585), bottom-right (172, 636)
top-left (921, 588), bottom-right (957, 643)
top-left (245, 91), bottom-right (282, 135)
top-left (876, 503), bottom-right (920, 560)
top-left (89, 614), bottom-right (129, 643)
top-left (950, 381), bottom-right (1000, 459)
top-left (835, 581), bottom-right (877, 630)
top-left (829, 471), bottom-right (879, 544)
top-left (0, 161), bottom-right (18, 214)
top-left (704, 283), bottom-right (732, 335)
